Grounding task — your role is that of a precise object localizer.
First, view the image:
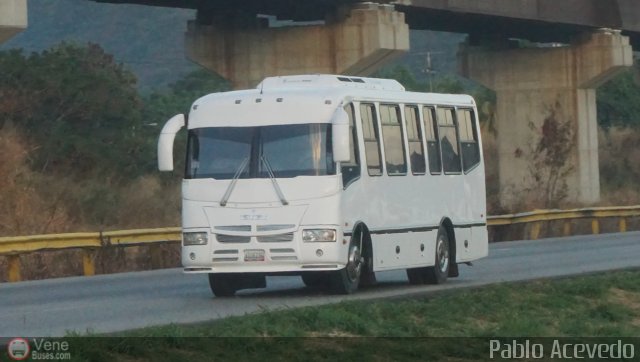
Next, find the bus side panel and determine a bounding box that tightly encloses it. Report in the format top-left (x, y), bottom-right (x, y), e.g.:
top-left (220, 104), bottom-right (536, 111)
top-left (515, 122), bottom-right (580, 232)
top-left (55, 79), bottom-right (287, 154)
top-left (452, 226), bottom-right (471, 263)
top-left (340, 99), bottom-right (488, 273)
top-left (458, 225), bottom-right (489, 262)
top-left (459, 165), bottom-right (488, 262)
top-left (369, 230), bottom-right (438, 272)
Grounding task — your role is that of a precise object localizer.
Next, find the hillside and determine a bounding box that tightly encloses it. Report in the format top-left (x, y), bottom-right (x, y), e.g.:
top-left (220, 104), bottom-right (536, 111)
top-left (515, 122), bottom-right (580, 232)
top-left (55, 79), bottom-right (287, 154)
top-left (1, 0), bottom-right (197, 91)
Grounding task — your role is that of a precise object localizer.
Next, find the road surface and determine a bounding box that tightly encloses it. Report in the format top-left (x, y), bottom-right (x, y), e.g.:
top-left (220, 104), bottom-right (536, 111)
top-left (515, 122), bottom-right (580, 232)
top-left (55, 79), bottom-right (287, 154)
top-left (1, 232), bottom-right (639, 337)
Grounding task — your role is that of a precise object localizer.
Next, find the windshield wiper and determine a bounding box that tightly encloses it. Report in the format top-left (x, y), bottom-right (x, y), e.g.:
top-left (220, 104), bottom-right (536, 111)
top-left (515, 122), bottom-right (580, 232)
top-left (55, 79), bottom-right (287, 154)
top-left (191, 160), bottom-right (199, 178)
top-left (261, 155), bottom-right (289, 206)
top-left (220, 157), bottom-right (249, 207)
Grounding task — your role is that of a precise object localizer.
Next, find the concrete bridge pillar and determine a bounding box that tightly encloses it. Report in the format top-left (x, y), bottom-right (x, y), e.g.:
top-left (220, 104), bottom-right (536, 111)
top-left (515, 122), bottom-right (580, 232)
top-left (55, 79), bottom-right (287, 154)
top-left (460, 31), bottom-right (633, 208)
top-left (186, 3), bottom-right (409, 89)
top-left (0, 0), bottom-right (27, 43)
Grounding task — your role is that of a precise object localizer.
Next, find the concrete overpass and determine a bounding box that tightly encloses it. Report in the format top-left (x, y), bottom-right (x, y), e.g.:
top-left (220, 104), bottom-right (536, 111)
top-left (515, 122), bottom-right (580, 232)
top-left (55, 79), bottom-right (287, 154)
top-left (0, 0), bottom-right (27, 44)
top-left (94, 0), bottom-right (640, 45)
top-left (93, 0), bottom-right (639, 208)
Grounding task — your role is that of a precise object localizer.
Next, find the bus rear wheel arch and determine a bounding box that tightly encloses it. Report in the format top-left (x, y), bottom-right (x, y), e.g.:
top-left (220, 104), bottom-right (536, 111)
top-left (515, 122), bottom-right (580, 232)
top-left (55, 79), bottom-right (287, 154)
top-left (407, 224), bottom-right (455, 285)
top-left (424, 225), bottom-right (451, 284)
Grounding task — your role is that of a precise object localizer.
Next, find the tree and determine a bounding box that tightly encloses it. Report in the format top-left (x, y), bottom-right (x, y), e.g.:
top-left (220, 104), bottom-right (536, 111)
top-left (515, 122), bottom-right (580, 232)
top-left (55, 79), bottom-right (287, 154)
top-left (0, 42), bottom-right (147, 179)
top-left (528, 102), bottom-right (575, 208)
top-left (140, 68), bottom-right (230, 175)
top-left (597, 65), bottom-right (640, 128)
top-left (143, 68), bottom-right (230, 125)
top-left (376, 65), bottom-right (427, 91)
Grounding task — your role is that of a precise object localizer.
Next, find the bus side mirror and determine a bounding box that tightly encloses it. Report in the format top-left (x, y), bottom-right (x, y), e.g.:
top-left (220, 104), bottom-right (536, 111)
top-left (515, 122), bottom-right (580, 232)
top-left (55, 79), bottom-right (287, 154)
top-left (158, 114), bottom-right (185, 172)
top-left (332, 109), bottom-right (350, 163)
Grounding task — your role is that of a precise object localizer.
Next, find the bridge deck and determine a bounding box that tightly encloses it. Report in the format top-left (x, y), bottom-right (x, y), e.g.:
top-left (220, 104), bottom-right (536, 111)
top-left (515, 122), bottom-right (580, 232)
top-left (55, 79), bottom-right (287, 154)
top-left (92, 0), bottom-right (640, 47)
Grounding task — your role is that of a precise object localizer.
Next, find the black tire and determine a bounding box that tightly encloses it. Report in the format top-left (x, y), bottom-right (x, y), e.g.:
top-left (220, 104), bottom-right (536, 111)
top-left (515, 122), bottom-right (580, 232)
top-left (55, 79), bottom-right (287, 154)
top-left (359, 269), bottom-right (377, 287)
top-left (359, 231), bottom-right (377, 287)
top-left (301, 272), bottom-right (329, 288)
top-left (329, 229), bottom-right (364, 294)
top-left (406, 267), bottom-right (426, 285)
top-left (208, 273), bottom-right (237, 297)
top-left (424, 226), bottom-right (450, 284)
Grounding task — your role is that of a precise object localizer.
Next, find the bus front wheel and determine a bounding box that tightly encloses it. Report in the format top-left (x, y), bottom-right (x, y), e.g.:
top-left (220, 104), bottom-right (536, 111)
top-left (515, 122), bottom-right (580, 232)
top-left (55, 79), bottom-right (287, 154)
top-left (330, 230), bottom-right (363, 294)
top-left (208, 273), bottom-right (237, 297)
top-left (301, 272), bottom-right (329, 288)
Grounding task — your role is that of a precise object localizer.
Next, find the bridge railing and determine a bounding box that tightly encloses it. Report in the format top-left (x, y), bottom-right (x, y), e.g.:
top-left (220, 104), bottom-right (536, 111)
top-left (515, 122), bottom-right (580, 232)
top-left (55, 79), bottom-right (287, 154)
top-left (1, 206), bottom-right (639, 282)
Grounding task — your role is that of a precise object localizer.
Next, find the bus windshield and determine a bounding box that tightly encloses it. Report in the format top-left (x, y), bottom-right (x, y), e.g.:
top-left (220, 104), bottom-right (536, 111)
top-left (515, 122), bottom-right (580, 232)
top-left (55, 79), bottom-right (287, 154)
top-left (186, 123), bottom-right (335, 179)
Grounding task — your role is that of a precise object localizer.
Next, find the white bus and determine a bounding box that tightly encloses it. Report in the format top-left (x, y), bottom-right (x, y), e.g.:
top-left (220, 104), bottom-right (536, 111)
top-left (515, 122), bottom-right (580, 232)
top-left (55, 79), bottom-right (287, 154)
top-left (158, 74), bottom-right (488, 296)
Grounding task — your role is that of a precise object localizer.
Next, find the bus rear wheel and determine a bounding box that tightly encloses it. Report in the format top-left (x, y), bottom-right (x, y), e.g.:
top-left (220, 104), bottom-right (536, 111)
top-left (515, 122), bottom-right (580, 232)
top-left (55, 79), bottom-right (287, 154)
top-left (407, 267), bottom-right (426, 284)
top-left (330, 230), bottom-right (363, 294)
top-left (208, 273), bottom-right (237, 297)
top-left (424, 226), bottom-right (450, 284)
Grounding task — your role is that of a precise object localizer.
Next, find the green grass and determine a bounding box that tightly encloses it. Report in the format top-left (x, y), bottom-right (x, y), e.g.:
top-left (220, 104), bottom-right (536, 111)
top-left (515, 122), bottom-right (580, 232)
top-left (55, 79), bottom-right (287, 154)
top-left (46, 270), bottom-right (640, 361)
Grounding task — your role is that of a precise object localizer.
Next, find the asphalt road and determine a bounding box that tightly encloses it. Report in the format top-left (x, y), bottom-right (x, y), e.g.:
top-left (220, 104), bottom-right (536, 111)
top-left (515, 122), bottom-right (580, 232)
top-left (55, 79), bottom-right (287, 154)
top-left (1, 232), bottom-right (639, 337)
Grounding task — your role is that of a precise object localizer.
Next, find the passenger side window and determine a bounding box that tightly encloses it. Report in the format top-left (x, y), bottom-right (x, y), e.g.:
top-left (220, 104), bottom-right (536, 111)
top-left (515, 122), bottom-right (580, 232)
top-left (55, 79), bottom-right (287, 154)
top-left (360, 103), bottom-right (382, 176)
top-left (423, 106), bottom-right (441, 174)
top-left (341, 104), bottom-right (361, 187)
top-left (405, 105), bottom-right (426, 174)
top-left (380, 104), bottom-right (407, 175)
top-left (436, 107), bottom-right (462, 173)
top-left (457, 108), bottom-right (481, 172)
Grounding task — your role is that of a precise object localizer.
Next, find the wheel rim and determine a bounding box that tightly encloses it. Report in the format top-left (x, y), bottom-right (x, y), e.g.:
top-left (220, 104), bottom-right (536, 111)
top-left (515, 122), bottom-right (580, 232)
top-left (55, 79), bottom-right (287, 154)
top-left (436, 235), bottom-right (449, 274)
top-left (346, 233), bottom-right (363, 282)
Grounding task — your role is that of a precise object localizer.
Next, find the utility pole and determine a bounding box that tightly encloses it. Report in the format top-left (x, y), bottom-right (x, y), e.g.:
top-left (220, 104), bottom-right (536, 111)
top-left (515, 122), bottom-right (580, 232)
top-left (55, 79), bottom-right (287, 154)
top-left (425, 51), bottom-right (435, 92)
top-left (414, 50), bottom-right (443, 92)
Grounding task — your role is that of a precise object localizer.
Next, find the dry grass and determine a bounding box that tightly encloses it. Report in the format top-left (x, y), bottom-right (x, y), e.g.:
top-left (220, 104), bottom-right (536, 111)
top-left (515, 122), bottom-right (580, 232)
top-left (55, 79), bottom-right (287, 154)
top-left (0, 126), bottom-right (74, 235)
top-left (608, 288), bottom-right (640, 327)
top-left (0, 126), bottom-right (180, 237)
top-left (1, 126), bottom-right (181, 281)
top-left (115, 175), bottom-right (181, 229)
top-left (598, 126), bottom-right (640, 205)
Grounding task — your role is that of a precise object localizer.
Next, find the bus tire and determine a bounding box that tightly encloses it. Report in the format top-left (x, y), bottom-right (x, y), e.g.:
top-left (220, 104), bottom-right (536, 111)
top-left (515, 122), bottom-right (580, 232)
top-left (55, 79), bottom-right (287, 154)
top-left (406, 267), bottom-right (426, 284)
top-left (301, 272), bottom-right (329, 288)
top-left (359, 229), bottom-right (377, 287)
top-left (424, 226), bottom-right (450, 284)
top-left (329, 230), bottom-right (363, 294)
top-left (208, 273), bottom-right (237, 297)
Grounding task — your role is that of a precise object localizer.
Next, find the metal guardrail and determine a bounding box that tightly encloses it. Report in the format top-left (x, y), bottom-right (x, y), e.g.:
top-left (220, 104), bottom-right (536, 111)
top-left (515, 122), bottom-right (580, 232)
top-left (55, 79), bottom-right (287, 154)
top-left (0, 228), bottom-right (181, 282)
top-left (1, 206), bottom-right (639, 282)
top-left (487, 205), bottom-right (640, 240)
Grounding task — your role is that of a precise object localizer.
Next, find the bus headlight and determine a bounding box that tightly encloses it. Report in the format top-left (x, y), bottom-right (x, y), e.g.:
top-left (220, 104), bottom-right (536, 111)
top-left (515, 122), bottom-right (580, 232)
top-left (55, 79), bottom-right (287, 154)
top-left (302, 229), bottom-right (337, 242)
top-left (183, 232), bottom-right (208, 245)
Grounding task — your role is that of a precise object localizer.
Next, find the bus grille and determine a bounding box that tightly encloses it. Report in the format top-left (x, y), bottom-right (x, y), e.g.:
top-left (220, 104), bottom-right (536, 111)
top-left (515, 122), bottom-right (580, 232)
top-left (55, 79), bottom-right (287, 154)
top-left (215, 225), bottom-right (251, 232)
top-left (216, 234), bottom-right (250, 243)
top-left (257, 224), bottom-right (295, 232)
top-left (257, 233), bottom-right (294, 243)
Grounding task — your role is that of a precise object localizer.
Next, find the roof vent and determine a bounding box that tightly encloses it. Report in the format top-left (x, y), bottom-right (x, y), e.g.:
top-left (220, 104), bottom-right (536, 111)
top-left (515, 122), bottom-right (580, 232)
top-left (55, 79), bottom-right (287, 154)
top-left (256, 74), bottom-right (405, 92)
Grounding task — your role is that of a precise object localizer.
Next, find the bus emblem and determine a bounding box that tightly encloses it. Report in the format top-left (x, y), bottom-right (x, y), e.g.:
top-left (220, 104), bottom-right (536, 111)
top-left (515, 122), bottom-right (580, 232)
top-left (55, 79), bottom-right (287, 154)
top-left (240, 211), bottom-right (267, 221)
